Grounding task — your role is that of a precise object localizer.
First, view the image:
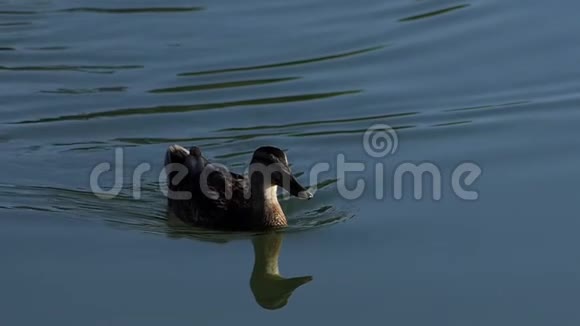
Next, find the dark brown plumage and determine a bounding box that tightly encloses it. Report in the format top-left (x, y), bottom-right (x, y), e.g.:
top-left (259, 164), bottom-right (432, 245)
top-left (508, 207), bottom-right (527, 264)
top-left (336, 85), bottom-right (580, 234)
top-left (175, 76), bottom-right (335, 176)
top-left (164, 145), bottom-right (313, 230)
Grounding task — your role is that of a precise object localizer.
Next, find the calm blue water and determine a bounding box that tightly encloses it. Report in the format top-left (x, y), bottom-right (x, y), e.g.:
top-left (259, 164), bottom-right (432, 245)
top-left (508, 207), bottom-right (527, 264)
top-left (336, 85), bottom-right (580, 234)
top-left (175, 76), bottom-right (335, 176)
top-left (2, 0), bottom-right (580, 325)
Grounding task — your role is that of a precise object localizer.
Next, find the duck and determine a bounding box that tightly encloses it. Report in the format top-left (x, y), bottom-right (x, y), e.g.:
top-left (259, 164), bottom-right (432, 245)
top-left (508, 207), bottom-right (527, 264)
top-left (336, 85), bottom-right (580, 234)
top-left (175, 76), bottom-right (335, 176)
top-left (164, 145), bottom-right (313, 230)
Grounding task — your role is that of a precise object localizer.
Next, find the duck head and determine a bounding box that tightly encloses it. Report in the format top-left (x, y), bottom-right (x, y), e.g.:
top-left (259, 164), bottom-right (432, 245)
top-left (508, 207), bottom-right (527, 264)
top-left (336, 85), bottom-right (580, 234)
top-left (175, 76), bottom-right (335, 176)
top-left (249, 146), bottom-right (313, 200)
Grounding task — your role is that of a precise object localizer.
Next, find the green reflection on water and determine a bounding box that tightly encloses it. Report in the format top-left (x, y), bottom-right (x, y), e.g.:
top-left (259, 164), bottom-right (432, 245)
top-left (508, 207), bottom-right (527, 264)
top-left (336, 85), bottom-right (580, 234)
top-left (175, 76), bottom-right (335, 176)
top-left (399, 4), bottom-right (469, 22)
top-left (148, 77), bottom-right (299, 94)
top-left (179, 45), bottom-right (385, 76)
top-left (15, 90), bottom-right (360, 124)
top-left (59, 7), bottom-right (204, 14)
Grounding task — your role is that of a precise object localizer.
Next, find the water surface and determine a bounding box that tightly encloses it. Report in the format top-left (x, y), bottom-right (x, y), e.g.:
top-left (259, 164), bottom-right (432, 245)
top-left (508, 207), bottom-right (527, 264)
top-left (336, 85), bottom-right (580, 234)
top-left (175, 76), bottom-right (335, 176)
top-left (2, 0), bottom-right (580, 325)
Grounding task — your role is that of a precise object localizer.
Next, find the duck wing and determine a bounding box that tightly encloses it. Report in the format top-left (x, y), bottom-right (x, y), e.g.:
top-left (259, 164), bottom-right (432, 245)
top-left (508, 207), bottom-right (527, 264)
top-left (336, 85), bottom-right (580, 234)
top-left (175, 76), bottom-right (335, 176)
top-left (165, 145), bottom-right (208, 176)
top-left (165, 145), bottom-right (250, 227)
top-left (201, 163), bottom-right (247, 201)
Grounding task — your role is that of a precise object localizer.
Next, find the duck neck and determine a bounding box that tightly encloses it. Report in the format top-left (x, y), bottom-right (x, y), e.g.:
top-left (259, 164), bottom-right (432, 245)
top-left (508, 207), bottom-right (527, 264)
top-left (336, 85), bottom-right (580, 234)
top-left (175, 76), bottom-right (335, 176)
top-left (250, 176), bottom-right (287, 227)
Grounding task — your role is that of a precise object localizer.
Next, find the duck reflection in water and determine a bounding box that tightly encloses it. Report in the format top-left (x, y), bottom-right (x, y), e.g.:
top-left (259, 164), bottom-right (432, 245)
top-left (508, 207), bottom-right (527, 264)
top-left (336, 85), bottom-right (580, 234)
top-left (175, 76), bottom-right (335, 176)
top-left (166, 217), bottom-right (312, 310)
top-left (250, 232), bottom-right (312, 310)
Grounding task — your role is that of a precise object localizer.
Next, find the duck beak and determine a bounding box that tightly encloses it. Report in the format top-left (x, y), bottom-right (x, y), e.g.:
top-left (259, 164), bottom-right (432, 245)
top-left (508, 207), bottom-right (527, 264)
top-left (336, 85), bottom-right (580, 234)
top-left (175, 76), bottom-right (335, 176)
top-left (285, 172), bottom-right (314, 200)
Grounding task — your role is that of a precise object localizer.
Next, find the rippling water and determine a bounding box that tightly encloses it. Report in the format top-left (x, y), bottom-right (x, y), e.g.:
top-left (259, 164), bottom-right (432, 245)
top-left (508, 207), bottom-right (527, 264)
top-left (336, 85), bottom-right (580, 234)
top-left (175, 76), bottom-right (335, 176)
top-left (2, 0), bottom-right (580, 324)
